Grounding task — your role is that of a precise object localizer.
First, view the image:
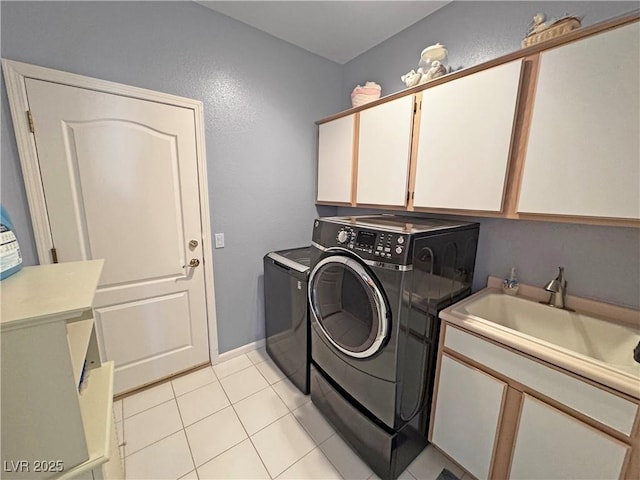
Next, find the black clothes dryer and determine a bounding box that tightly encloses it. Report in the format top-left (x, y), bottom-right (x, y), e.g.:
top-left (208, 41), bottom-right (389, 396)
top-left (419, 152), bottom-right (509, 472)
top-left (308, 215), bottom-right (479, 480)
top-left (264, 247), bottom-right (311, 394)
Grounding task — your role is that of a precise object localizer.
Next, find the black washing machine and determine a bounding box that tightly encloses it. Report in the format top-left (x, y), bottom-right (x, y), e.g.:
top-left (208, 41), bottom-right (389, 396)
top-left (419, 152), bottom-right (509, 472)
top-left (264, 247), bottom-right (311, 394)
top-left (308, 215), bottom-right (479, 480)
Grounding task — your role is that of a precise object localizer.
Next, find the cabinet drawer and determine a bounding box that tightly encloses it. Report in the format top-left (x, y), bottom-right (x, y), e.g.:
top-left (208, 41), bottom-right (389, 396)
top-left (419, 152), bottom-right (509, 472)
top-left (443, 325), bottom-right (638, 436)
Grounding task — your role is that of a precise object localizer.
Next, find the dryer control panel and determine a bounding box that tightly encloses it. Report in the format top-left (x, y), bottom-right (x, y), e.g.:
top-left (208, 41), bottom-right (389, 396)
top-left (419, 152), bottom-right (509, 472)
top-left (313, 219), bottom-right (411, 266)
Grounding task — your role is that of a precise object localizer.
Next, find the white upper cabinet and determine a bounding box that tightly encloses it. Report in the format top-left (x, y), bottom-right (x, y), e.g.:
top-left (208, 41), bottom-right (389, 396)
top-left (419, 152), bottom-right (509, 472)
top-left (518, 22), bottom-right (640, 219)
top-left (356, 95), bottom-right (414, 206)
top-left (413, 60), bottom-right (523, 211)
top-left (317, 114), bottom-right (355, 203)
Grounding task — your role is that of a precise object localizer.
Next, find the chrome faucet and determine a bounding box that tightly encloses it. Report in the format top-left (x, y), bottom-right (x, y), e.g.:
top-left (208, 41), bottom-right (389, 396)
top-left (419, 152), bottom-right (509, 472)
top-left (543, 267), bottom-right (574, 311)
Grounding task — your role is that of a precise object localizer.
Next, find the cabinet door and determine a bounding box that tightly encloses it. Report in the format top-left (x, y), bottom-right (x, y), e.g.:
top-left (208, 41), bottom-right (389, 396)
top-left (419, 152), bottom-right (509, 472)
top-left (356, 95), bottom-right (414, 206)
top-left (431, 354), bottom-right (507, 480)
top-left (413, 60), bottom-right (523, 211)
top-left (518, 22), bottom-right (640, 219)
top-left (317, 114), bottom-right (355, 203)
top-left (510, 394), bottom-right (629, 479)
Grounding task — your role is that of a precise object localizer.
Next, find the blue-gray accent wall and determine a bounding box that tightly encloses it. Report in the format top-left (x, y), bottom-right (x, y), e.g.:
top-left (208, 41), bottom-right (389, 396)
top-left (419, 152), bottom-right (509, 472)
top-left (1, 2), bottom-right (638, 357)
top-left (0, 1), bottom-right (341, 353)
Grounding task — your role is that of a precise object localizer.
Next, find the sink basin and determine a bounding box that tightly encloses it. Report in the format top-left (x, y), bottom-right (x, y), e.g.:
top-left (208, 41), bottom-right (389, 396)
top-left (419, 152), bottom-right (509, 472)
top-left (451, 292), bottom-right (640, 373)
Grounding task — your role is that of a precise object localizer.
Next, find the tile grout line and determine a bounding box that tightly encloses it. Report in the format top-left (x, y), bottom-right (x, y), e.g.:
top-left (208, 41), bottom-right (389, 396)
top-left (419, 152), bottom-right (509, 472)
top-left (122, 386), bottom-right (175, 421)
top-left (215, 364), bottom-right (276, 478)
top-left (206, 353), bottom-right (340, 478)
top-left (188, 370), bottom-right (250, 472)
top-left (173, 369), bottom-right (218, 398)
top-left (231, 387), bottom-right (290, 439)
top-left (170, 380), bottom-right (200, 480)
top-left (233, 404), bottom-right (276, 479)
top-left (212, 354), bottom-right (255, 380)
top-left (214, 357), bottom-right (312, 479)
top-left (314, 433), bottom-right (349, 480)
top-left (122, 403), bottom-right (185, 459)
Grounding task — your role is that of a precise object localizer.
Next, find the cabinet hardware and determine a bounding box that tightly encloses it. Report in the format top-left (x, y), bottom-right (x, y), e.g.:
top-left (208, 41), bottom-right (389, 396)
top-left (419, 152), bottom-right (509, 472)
top-left (50, 247), bottom-right (58, 264)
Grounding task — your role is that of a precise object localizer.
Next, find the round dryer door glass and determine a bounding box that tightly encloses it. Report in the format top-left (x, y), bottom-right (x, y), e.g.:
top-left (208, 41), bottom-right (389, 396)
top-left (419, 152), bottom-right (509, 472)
top-left (308, 254), bottom-right (388, 358)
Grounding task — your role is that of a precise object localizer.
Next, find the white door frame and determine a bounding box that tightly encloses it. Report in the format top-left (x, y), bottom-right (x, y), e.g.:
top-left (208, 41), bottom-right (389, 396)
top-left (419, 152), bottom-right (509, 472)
top-left (2, 58), bottom-right (220, 365)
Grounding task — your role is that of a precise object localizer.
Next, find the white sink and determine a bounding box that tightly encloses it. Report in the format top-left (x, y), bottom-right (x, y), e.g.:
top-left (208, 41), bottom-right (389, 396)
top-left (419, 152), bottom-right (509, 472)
top-left (451, 292), bottom-right (640, 373)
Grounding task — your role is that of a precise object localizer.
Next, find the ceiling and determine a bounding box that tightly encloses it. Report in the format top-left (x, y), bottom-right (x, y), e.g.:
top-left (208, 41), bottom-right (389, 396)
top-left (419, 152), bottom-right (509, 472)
top-left (196, 1), bottom-right (451, 64)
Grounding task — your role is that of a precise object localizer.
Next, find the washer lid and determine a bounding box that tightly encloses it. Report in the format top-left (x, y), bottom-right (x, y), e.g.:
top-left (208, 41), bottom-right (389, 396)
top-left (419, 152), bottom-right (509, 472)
top-left (267, 246), bottom-right (311, 273)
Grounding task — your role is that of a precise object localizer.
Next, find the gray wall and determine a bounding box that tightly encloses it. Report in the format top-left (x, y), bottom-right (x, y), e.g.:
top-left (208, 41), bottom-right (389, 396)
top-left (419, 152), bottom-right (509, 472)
top-left (0, 1), bottom-right (341, 353)
top-left (339, 1), bottom-right (640, 309)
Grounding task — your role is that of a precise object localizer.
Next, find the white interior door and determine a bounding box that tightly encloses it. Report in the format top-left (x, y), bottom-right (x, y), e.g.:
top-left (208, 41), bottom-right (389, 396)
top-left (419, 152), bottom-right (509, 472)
top-left (25, 78), bottom-right (210, 394)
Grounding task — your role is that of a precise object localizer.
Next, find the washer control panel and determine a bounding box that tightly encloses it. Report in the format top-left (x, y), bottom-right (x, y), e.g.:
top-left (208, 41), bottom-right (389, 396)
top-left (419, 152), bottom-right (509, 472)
top-left (319, 222), bottom-right (410, 265)
top-left (336, 227), bottom-right (354, 245)
top-left (373, 232), bottom-right (407, 260)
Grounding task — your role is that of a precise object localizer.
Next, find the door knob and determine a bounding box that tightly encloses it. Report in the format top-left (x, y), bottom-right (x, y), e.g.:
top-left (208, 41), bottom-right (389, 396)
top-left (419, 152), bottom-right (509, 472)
top-left (189, 258), bottom-right (200, 268)
top-left (189, 240), bottom-right (198, 248)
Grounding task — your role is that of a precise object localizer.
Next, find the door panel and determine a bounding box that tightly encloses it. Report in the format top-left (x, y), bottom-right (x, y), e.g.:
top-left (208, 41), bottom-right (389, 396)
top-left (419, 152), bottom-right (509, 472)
top-left (510, 395), bottom-right (629, 479)
top-left (96, 292), bottom-right (193, 365)
top-left (25, 78), bottom-right (209, 393)
top-left (414, 60), bottom-right (522, 212)
top-left (317, 115), bottom-right (355, 203)
top-left (67, 120), bottom-right (185, 285)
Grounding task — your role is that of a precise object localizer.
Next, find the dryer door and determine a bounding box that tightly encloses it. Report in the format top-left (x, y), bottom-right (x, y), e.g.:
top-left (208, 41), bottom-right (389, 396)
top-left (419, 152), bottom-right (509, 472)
top-left (308, 254), bottom-right (388, 358)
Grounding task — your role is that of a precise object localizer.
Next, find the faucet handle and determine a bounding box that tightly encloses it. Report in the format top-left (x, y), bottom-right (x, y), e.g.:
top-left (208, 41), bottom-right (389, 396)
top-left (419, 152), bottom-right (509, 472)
top-left (557, 266), bottom-right (567, 287)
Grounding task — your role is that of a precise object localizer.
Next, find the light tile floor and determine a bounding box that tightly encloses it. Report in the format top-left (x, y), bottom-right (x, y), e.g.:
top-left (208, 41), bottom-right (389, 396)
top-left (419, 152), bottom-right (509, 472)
top-left (116, 349), bottom-right (470, 480)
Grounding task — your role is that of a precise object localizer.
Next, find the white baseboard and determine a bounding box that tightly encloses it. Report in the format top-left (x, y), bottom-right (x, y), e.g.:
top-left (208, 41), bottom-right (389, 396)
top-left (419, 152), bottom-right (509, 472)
top-left (216, 338), bottom-right (266, 364)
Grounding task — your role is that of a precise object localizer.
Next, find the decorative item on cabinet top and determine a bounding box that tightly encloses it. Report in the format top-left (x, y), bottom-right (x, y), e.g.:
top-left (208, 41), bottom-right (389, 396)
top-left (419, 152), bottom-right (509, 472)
top-left (351, 81), bottom-right (381, 107)
top-left (401, 42), bottom-right (450, 88)
top-left (523, 13), bottom-right (583, 47)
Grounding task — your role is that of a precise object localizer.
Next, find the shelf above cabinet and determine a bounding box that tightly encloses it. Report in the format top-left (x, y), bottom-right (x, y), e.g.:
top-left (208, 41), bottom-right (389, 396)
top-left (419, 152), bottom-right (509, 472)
top-left (1, 260), bottom-right (104, 329)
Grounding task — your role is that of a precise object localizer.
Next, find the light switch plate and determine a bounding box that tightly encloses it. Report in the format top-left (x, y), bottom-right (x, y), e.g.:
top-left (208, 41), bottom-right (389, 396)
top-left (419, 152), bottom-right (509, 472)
top-left (214, 233), bottom-right (225, 249)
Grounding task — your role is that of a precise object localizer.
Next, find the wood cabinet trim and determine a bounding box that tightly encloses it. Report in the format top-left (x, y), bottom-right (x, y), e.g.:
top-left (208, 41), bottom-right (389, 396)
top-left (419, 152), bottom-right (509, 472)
top-left (406, 93), bottom-right (422, 211)
top-left (315, 200), bottom-right (354, 207)
top-left (512, 212), bottom-right (640, 228)
top-left (428, 317), bottom-right (447, 442)
top-left (491, 386), bottom-right (524, 480)
top-left (626, 413), bottom-right (640, 480)
top-left (502, 55), bottom-right (540, 215)
top-left (317, 11), bottom-right (640, 126)
top-left (350, 112), bottom-right (360, 206)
